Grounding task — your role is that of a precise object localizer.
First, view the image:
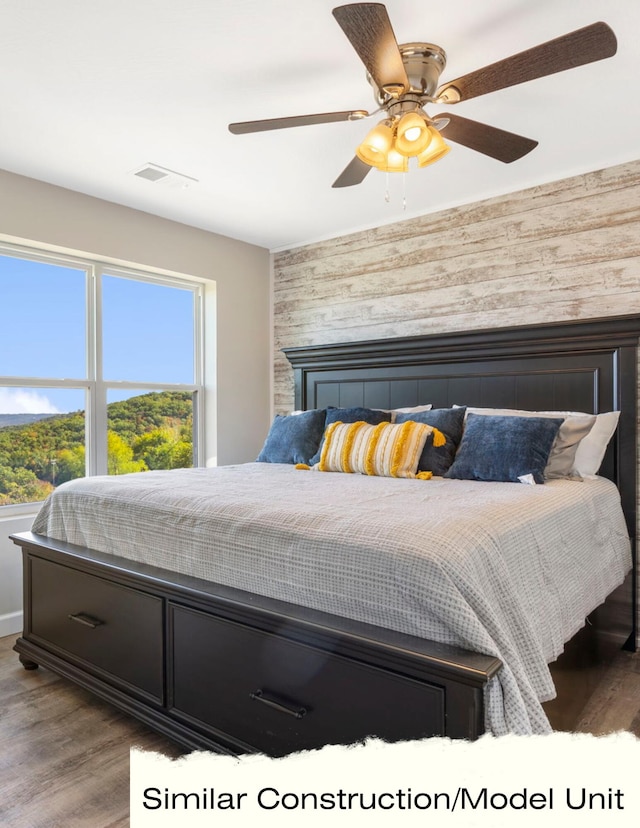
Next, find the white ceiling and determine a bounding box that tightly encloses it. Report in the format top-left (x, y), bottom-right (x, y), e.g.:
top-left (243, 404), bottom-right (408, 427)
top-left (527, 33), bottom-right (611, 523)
top-left (1, 0), bottom-right (639, 252)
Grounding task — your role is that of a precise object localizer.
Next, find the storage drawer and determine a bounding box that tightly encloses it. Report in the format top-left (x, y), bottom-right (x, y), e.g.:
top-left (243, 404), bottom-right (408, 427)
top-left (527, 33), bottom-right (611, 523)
top-left (169, 604), bottom-right (445, 755)
top-left (29, 556), bottom-right (163, 702)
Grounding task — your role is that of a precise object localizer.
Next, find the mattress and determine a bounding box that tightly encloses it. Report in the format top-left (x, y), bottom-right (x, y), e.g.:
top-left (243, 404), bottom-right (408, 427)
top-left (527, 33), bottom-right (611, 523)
top-left (31, 463), bottom-right (632, 736)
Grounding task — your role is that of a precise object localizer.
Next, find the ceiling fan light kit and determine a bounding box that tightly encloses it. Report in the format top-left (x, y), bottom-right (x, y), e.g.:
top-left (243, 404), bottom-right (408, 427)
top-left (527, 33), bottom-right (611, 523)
top-left (228, 3), bottom-right (617, 189)
top-left (356, 111), bottom-right (450, 171)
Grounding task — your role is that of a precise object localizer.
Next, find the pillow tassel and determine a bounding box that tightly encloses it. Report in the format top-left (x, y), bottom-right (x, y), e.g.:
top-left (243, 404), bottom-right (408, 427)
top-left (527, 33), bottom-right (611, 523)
top-left (295, 463), bottom-right (311, 470)
top-left (431, 427), bottom-right (446, 447)
top-left (416, 471), bottom-right (433, 480)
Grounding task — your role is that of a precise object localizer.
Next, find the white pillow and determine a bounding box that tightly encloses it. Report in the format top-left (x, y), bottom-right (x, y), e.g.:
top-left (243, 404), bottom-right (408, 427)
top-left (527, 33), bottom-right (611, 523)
top-left (390, 403), bottom-right (432, 422)
top-left (392, 404), bottom-right (433, 413)
top-left (572, 411), bottom-right (620, 477)
top-left (457, 406), bottom-right (597, 479)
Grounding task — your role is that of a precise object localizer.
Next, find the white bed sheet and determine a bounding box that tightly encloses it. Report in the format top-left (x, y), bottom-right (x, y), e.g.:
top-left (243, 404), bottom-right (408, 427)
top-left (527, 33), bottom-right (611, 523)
top-left (31, 463), bottom-right (632, 736)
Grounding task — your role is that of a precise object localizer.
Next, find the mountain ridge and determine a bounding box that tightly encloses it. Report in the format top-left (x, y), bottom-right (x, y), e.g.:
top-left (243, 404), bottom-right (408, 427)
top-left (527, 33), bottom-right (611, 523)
top-left (0, 413), bottom-right (59, 428)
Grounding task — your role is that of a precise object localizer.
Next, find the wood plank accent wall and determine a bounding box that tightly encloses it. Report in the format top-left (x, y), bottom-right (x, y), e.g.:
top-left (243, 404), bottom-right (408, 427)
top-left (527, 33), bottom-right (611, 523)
top-left (273, 158), bottom-right (640, 415)
top-left (273, 157), bottom-right (640, 642)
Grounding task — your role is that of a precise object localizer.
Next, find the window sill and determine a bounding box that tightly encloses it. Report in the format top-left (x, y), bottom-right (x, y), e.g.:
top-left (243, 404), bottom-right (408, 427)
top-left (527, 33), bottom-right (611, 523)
top-left (0, 502), bottom-right (41, 522)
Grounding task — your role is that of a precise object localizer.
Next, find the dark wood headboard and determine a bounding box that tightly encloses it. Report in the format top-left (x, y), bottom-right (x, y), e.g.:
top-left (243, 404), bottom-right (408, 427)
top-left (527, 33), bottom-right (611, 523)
top-left (284, 315), bottom-right (640, 638)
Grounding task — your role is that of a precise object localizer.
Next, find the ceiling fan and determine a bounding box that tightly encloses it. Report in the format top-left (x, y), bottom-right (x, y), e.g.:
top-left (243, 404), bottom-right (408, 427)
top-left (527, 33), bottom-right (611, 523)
top-left (228, 3), bottom-right (617, 188)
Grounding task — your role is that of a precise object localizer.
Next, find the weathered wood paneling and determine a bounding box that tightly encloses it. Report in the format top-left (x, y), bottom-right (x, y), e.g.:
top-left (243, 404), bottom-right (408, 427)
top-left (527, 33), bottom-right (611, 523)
top-left (273, 158), bottom-right (640, 414)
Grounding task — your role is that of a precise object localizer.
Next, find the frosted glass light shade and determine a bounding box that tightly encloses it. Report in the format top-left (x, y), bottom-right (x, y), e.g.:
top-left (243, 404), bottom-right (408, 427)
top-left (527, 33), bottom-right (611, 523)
top-left (356, 122), bottom-right (394, 167)
top-left (416, 128), bottom-right (451, 167)
top-left (394, 112), bottom-right (432, 156)
top-left (375, 148), bottom-right (409, 173)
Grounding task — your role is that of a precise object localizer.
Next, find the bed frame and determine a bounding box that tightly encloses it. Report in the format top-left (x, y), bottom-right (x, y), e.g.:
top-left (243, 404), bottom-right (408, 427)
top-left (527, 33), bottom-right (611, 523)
top-left (11, 316), bottom-right (639, 755)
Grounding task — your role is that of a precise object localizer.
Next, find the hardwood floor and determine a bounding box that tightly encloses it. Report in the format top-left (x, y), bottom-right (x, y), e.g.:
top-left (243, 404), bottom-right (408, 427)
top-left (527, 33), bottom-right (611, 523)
top-left (0, 634), bottom-right (183, 828)
top-left (573, 648), bottom-right (640, 736)
top-left (1, 634), bottom-right (639, 827)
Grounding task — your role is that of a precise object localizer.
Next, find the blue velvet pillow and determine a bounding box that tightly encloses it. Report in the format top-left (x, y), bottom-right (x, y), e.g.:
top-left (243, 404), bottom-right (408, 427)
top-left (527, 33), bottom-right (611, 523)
top-left (444, 413), bottom-right (563, 484)
top-left (395, 407), bottom-right (466, 476)
top-left (308, 406), bottom-right (392, 466)
top-left (257, 409), bottom-right (326, 465)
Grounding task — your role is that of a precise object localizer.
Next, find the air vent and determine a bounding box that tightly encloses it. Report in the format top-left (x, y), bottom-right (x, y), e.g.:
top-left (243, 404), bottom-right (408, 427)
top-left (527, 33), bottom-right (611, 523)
top-left (135, 166), bottom-right (169, 182)
top-left (131, 163), bottom-right (198, 189)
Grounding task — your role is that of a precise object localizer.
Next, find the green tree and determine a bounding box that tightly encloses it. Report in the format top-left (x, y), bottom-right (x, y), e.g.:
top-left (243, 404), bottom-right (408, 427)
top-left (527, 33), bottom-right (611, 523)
top-left (56, 445), bottom-right (86, 484)
top-left (132, 428), bottom-right (193, 470)
top-left (170, 440), bottom-right (193, 469)
top-left (107, 431), bottom-right (147, 476)
top-left (0, 465), bottom-right (54, 505)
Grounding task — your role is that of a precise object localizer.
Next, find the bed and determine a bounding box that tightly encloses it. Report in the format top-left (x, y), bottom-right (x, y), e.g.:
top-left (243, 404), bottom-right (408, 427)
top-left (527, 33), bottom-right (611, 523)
top-left (10, 315), bottom-right (639, 756)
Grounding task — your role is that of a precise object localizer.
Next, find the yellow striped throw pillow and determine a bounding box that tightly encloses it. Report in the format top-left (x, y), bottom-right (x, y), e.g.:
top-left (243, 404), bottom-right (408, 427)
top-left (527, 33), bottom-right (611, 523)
top-left (316, 420), bottom-right (445, 479)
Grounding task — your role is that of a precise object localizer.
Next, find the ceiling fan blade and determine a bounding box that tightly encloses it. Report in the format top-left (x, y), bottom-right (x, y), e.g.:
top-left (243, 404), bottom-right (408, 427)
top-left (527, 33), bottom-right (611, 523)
top-left (229, 110), bottom-right (368, 134)
top-left (437, 21), bottom-right (617, 103)
top-left (332, 156), bottom-right (372, 188)
top-left (438, 113), bottom-right (538, 163)
top-left (332, 3), bottom-right (410, 96)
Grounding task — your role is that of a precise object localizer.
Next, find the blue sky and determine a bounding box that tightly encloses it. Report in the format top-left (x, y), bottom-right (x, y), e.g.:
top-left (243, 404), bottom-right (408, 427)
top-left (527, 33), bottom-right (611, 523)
top-left (0, 253), bottom-right (195, 413)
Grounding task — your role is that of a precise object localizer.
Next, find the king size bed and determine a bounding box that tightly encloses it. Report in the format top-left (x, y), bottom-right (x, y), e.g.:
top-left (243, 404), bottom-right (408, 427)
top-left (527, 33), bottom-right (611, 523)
top-left (11, 316), bottom-right (639, 756)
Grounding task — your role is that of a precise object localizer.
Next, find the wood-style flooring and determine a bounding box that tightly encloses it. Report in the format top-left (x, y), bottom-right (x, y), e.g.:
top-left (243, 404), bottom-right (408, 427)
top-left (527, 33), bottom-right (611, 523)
top-left (1, 633), bottom-right (639, 828)
top-left (0, 634), bottom-right (183, 827)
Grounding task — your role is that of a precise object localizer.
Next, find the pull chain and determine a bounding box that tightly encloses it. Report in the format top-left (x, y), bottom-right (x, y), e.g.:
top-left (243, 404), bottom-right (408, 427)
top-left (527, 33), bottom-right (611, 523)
top-left (383, 172), bottom-right (408, 209)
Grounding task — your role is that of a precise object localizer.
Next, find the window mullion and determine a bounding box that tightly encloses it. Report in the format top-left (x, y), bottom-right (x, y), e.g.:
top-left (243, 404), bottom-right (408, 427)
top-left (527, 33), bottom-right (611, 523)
top-left (194, 288), bottom-right (205, 466)
top-left (88, 267), bottom-right (108, 476)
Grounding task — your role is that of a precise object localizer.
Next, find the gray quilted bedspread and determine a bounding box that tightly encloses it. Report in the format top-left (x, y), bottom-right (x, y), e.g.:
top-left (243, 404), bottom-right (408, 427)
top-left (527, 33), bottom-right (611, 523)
top-left (32, 463), bottom-right (632, 736)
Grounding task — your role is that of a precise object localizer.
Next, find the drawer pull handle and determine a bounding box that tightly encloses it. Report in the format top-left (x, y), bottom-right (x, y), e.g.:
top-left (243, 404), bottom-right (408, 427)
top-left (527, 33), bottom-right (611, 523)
top-left (249, 689), bottom-right (307, 719)
top-left (68, 612), bottom-right (104, 629)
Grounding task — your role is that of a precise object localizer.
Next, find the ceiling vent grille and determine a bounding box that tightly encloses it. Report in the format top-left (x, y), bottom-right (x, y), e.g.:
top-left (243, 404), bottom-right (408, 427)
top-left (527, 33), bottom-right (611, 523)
top-left (132, 163), bottom-right (199, 188)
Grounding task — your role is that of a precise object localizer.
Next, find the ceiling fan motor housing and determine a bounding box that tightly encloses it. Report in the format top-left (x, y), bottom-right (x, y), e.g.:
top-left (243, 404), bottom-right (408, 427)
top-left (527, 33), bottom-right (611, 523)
top-left (369, 43), bottom-right (447, 105)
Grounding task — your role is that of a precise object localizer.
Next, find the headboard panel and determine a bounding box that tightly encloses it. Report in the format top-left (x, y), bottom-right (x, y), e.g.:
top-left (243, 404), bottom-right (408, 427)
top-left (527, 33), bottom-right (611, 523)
top-left (304, 358), bottom-right (605, 419)
top-left (283, 315), bottom-right (640, 543)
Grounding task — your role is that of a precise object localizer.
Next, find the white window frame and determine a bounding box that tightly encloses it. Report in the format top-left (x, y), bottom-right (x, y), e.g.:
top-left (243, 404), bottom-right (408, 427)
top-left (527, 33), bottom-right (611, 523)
top-left (0, 242), bottom-right (205, 512)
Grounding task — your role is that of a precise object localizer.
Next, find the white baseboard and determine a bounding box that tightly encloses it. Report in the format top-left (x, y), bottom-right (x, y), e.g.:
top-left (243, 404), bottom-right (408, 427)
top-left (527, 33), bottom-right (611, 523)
top-left (0, 611), bottom-right (23, 639)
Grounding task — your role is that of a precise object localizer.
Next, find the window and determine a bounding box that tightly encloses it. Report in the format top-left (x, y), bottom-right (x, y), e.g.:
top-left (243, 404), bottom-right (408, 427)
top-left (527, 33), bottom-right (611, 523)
top-left (0, 243), bottom-right (204, 508)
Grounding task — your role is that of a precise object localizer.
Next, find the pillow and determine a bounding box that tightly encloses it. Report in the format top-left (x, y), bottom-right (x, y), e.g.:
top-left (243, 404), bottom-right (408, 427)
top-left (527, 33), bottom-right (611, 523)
top-left (308, 406), bottom-right (391, 466)
top-left (572, 411), bottom-right (620, 476)
top-left (457, 406), bottom-right (596, 479)
top-left (390, 403), bottom-right (432, 421)
top-left (256, 408), bottom-right (326, 465)
top-left (316, 420), bottom-right (444, 479)
top-left (395, 407), bottom-right (466, 476)
top-left (445, 413), bottom-right (563, 484)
